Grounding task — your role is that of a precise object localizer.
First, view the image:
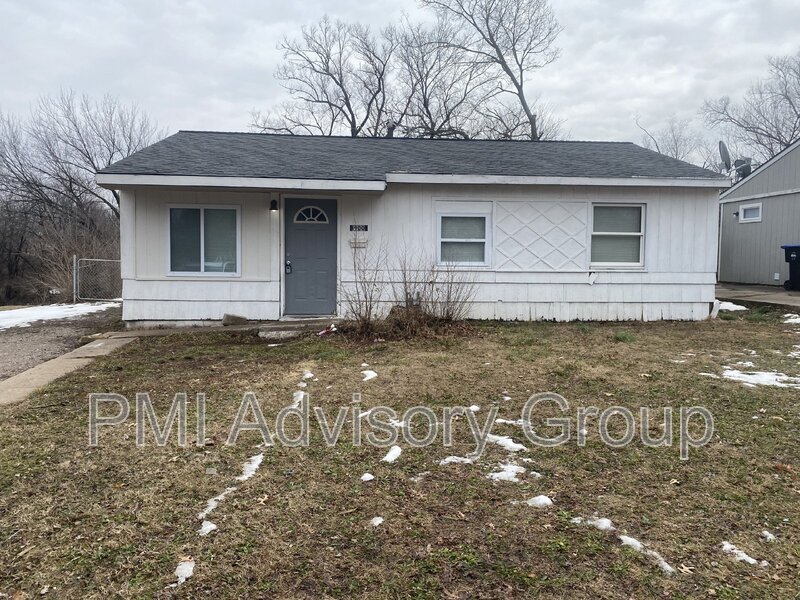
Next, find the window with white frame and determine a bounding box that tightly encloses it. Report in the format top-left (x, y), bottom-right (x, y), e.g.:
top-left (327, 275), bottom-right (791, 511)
top-left (738, 202), bottom-right (762, 223)
top-left (590, 204), bottom-right (644, 267)
top-left (169, 206), bottom-right (240, 275)
top-left (438, 214), bottom-right (490, 265)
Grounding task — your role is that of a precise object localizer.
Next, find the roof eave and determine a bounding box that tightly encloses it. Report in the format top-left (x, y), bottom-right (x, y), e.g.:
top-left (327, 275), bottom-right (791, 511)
top-left (95, 173), bottom-right (387, 192)
top-left (385, 173), bottom-right (729, 188)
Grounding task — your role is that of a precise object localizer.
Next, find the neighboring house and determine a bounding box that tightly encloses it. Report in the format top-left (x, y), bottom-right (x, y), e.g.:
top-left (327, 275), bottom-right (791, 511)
top-left (719, 138), bottom-right (800, 286)
top-left (96, 131), bottom-right (727, 326)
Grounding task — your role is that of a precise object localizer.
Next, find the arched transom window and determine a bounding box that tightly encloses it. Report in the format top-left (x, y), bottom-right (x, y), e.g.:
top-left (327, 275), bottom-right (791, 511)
top-left (293, 206), bottom-right (329, 224)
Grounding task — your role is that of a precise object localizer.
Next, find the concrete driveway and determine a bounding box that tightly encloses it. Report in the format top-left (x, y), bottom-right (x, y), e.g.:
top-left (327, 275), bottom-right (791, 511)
top-left (717, 283), bottom-right (800, 309)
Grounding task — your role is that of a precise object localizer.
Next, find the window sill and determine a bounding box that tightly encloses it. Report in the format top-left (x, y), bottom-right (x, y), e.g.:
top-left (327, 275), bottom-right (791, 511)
top-left (166, 272), bottom-right (242, 278)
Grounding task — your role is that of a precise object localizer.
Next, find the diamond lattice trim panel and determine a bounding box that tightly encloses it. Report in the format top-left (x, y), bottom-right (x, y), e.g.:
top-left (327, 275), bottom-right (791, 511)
top-left (495, 202), bottom-right (588, 271)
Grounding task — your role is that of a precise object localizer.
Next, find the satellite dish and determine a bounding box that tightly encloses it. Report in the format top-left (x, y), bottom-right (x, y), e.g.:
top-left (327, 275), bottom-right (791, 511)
top-left (719, 141), bottom-right (732, 171)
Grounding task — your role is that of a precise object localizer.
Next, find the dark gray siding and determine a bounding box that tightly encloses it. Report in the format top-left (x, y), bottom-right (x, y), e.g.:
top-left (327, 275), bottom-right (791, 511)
top-left (719, 192), bottom-right (800, 285)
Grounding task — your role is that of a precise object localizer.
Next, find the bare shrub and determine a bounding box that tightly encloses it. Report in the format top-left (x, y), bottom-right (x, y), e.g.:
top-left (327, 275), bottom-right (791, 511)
top-left (422, 262), bottom-right (477, 322)
top-left (340, 237), bottom-right (389, 335)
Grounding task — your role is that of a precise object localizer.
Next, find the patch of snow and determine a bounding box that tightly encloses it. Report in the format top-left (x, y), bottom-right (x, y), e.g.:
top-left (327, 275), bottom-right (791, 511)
top-left (198, 520), bottom-right (217, 536)
top-left (670, 359), bottom-right (687, 364)
top-left (784, 313), bottom-right (800, 324)
top-left (370, 516), bottom-right (384, 527)
top-left (0, 302), bottom-right (119, 331)
top-left (501, 391), bottom-right (512, 401)
top-left (788, 346), bottom-right (800, 359)
top-left (735, 361), bottom-right (756, 368)
top-left (721, 541), bottom-right (768, 567)
top-left (361, 362), bottom-right (370, 367)
top-left (303, 370), bottom-right (315, 379)
top-left (487, 433), bottom-right (527, 452)
top-left (381, 445), bottom-right (402, 463)
top-left (571, 516), bottom-right (616, 531)
top-left (291, 391), bottom-right (306, 409)
top-left (761, 530), bottom-right (776, 542)
top-left (360, 472), bottom-right (375, 482)
top-left (173, 559), bottom-right (195, 586)
top-left (468, 405), bottom-right (480, 413)
top-left (198, 487), bottom-right (237, 520)
top-left (722, 369), bottom-right (800, 388)
top-left (361, 370), bottom-right (378, 381)
top-left (410, 471), bottom-right (430, 482)
top-left (495, 418), bottom-right (524, 426)
top-left (519, 495), bottom-right (553, 508)
top-left (236, 453), bottom-right (264, 481)
top-left (487, 463), bottom-right (526, 482)
top-left (619, 535), bottom-right (675, 574)
top-left (718, 301), bottom-right (747, 311)
top-left (297, 381), bottom-right (308, 388)
top-left (439, 455), bottom-right (474, 466)
top-left (699, 372), bottom-right (720, 379)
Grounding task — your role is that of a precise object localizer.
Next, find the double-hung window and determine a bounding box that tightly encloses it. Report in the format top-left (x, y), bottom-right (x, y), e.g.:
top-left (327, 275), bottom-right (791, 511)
top-left (438, 214), bottom-right (490, 265)
top-left (169, 206), bottom-right (240, 275)
top-left (590, 204), bottom-right (644, 267)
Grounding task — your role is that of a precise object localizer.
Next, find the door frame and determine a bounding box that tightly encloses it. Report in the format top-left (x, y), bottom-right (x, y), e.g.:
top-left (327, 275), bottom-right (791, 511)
top-left (280, 193), bottom-right (341, 317)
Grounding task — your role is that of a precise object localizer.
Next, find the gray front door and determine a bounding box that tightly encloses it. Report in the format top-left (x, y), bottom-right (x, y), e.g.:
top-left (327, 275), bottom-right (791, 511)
top-left (284, 198), bottom-right (337, 315)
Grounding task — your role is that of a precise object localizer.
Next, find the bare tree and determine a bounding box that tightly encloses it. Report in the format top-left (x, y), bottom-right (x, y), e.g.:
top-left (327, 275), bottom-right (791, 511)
top-left (0, 91), bottom-right (161, 219)
top-left (477, 99), bottom-right (565, 140)
top-left (420, 0), bottom-right (562, 140)
top-left (636, 116), bottom-right (702, 162)
top-left (395, 17), bottom-right (496, 139)
top-left (0, 91), bottom-right (161, 303)
top-left (254, 16), bottom-right (398, 138)
top-left (703, 51), bottom-right (800, 161)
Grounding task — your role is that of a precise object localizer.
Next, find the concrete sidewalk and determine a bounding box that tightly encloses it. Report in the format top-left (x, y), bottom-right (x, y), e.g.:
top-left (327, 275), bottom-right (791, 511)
top-left (717, 283), bottom-right (800, 310)
top-left (0, 337), bottom-right (136, 407)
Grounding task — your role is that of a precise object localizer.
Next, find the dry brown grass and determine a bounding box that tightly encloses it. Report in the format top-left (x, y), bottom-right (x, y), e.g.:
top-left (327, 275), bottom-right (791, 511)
top-left (0, 308), bottom-right (799, 599)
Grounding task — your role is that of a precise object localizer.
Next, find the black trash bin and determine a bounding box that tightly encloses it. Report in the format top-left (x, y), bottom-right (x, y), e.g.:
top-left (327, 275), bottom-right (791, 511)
top-left (781, 244), bottom-right (800, 290)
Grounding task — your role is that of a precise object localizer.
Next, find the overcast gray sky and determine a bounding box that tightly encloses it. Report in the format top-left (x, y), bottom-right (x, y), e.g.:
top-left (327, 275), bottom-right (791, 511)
top-left (1, 0), bottom-right (798, 142)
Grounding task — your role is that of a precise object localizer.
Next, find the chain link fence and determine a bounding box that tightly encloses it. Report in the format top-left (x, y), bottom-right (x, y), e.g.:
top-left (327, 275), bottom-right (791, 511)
top-left (73, 257), bottom-right (122, 301)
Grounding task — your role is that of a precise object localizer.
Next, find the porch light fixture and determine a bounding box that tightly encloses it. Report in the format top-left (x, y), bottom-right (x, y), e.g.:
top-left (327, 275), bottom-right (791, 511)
top-left (270, 199), bottom-right (279, 212)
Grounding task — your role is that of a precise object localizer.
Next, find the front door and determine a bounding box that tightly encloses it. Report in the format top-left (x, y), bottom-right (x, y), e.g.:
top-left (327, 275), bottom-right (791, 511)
top-left (284, 198), bottom-right (337, 315)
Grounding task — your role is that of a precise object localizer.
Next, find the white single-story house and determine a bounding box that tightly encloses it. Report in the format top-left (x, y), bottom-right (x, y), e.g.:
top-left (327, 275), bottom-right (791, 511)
top-left (719, 138), bottom-right (800, 286)
top-left (96, 131), bottom-right (728, 326)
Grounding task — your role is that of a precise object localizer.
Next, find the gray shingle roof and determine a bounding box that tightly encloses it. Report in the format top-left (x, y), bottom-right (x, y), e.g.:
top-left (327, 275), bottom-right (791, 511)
top-left (99, 130), bottom-right (724, 181)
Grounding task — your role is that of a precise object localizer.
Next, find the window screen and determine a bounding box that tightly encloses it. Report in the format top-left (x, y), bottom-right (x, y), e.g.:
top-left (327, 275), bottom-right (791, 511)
top-left (591, 205), bottom-right (644, 265)
top-left (439, 216), bottom-right (487, 264)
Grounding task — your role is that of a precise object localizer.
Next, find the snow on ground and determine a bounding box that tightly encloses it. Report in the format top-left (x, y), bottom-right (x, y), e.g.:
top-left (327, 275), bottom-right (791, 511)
top-left (439, 455), bottom-right (474, 466)
top-left (381, 445), bottom-right (402, 463)
top-left (236, 453), bottom-right (264, 481)
top-left (361, 369), bottom-right (378, 381)
top-left (571, 516), bottom-right (616, 531)
top-left (303, 370), bottom-right (315, 380)
top-left (410, 471), bottom-right (430, 482)
top-left (721, 541), bottom-right (769, 567)
top-left (172, 559), bottom-right (195, 587)
top-left (291, 391), bottom-right (306, 409)
top-left (468, 405), bottom-right (480, 413)
top-left (370, 516), bottom-right (384, 527)
top-left (718, 301), bottom-right (748, 311)
top-left (721, 368), bottom-right (800, 388)
top-left (761, 530), bottom-right (777, 542)
top-left (487, 433), bottom-right (527, 452)
top-left (619, 535), bottom-right (675, 574)
top-left (0, 302), bottom-right (119, 331)
top-left (198, 520), bottom-right (217, 536)
top-left (699, 372), bottom-right (720, 379)
top-left (734, 361), bottom-right (756, 368)
top-left (788, 346), bottom-right (800, 359)
top-left (495, 418), bottom-right (524, 426)
top-left (501, 391), bottom-right (512, 401)
top-left (297, 381), bottom-right (307, 388)
top-left (784, 314), bottom-right (800, 324)
top-left (360, 473), bottom-right (375, 482)
top-left (518, 495), bottom-right (553, 508)
top-left (487, 463), bottom-right (526, 482)
top-left (198, 487), bottom-right (237, 520)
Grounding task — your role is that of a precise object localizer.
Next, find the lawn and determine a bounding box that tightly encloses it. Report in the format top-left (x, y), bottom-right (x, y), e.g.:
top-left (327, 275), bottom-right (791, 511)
top-left (0, 308), bottom-right (798, 599)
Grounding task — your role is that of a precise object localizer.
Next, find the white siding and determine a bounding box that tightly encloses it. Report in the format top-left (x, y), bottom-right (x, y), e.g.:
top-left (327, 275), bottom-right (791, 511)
top-left (121, 183), bottom-right (719, 323)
